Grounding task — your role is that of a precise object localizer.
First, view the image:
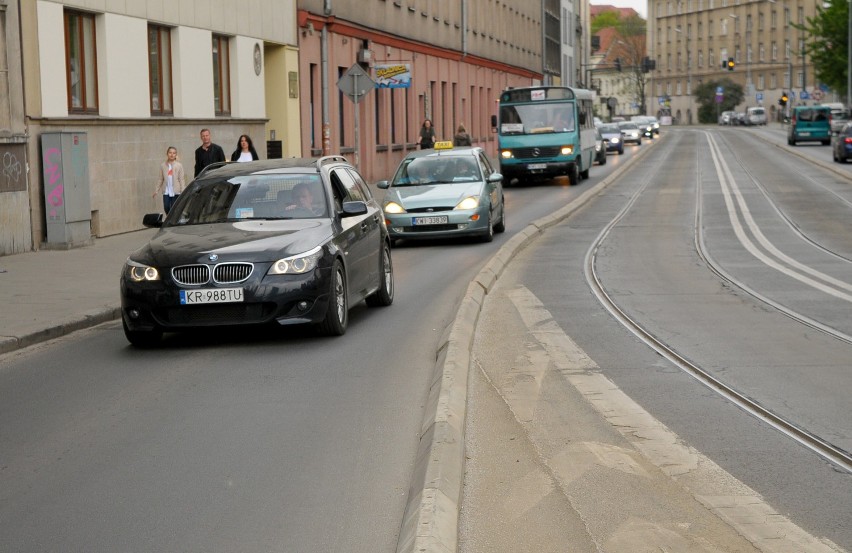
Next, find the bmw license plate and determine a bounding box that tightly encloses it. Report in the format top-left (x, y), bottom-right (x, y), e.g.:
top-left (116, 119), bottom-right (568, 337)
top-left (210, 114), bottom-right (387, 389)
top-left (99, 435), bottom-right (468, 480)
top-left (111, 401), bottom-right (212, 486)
top-left (412, 216), bottom-right (448, 226)
top-left (527, 163), bottom-right (547, 170)
top-left (180, 288), bottom-right (244, 305)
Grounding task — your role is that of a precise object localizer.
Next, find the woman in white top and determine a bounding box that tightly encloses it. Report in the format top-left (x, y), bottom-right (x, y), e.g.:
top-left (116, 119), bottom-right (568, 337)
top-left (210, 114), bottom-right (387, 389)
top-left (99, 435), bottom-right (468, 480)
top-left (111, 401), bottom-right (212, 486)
top-left (231, 134), bottom-right (259, 162)
top-left (153, 146), bottom-right (186, 214)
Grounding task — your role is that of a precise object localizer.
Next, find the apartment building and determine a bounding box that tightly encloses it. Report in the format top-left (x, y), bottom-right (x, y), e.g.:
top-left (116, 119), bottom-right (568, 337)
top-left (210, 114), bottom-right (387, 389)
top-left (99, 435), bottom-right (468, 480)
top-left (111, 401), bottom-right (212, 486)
top-left (649, 0), bottom-right (824, 124)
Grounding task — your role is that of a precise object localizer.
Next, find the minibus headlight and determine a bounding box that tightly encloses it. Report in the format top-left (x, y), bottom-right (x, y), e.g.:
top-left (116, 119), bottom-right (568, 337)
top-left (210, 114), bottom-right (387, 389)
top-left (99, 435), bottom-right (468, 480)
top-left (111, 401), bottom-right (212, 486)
top-left (501, 150), bottom-right (513, 159)
top-left (561, 145), bottom-right (574, 155)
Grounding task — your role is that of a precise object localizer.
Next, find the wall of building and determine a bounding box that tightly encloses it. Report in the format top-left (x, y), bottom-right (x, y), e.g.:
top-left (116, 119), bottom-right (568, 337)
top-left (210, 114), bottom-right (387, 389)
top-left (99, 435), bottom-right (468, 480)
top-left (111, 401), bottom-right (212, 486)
top-left (0, 0), bottom-right (31, 255)
top-left (297, 4), bottom-right (540, 184)
top-left (11, 1), bottom-right (299, 253)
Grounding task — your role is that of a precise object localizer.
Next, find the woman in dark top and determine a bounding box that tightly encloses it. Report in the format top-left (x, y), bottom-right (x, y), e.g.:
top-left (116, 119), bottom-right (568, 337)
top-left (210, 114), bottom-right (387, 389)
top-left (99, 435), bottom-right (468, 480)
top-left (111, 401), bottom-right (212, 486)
top-left (453, 123), bottom-right (472, 146)
top-left (418, 119), bottom-right (436, 149)
top-left (231, 134), bottom-right (260, 162)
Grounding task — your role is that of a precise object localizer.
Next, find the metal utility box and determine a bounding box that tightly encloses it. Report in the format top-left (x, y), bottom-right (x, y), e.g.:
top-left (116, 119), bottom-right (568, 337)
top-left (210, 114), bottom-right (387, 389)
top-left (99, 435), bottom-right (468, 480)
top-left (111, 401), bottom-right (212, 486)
top-left (41, 132), bottom-right (92, 247)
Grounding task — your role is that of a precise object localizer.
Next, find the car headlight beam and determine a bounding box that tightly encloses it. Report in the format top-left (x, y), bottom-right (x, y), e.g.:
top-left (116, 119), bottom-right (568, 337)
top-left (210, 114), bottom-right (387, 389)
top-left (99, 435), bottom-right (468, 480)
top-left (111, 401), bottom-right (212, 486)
top-left (268, 246), bottom-right (324, 275)
top-left (383, 201), bottom-right (406, 214)
top-left (126, 259), bottom-right (160, 282)
top-left (455, 196), bottom-right (480, 210)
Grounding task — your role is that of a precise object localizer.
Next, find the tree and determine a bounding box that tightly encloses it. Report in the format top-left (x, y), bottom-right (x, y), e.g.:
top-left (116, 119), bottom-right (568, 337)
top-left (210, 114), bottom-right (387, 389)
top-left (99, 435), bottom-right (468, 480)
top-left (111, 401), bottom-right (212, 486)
top-left (694, 79), bottom-right (744, 123)
top-left (591, 10), bottom-right (622, 35)
top-left (793, 0), bottom-right (849, 98)
top-left (609, 16), bottom-right (649, 114)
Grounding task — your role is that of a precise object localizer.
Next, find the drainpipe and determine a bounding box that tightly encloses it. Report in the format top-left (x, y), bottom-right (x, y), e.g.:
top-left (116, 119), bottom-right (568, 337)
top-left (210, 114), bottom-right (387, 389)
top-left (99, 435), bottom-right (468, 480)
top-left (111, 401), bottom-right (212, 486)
top-left (461, 0), bottom-right (468, 55)
top-left (321, 0), bottom-right (332, 155)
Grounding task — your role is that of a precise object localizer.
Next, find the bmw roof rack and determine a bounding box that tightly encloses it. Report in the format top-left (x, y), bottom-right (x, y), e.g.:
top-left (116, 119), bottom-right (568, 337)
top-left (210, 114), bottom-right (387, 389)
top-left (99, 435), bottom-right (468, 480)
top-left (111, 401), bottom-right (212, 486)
top-left (195, 160), bottom-right (233, 178)
top-left (315, 155), bottom-right (349, 170)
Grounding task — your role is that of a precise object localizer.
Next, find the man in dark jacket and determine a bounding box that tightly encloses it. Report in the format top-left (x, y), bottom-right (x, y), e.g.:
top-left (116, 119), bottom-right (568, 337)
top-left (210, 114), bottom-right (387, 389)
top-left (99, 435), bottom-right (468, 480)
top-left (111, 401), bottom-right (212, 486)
top-left (194, 128), bottom-right (226, 177)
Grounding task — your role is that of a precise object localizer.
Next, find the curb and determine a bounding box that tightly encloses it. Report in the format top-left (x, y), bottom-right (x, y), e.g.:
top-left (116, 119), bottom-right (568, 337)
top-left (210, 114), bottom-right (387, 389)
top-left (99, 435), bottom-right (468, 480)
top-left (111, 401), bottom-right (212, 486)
top-left (395, 137), bottom-right (659, 553)
top-left (0, 307), bottom-right (121, 355)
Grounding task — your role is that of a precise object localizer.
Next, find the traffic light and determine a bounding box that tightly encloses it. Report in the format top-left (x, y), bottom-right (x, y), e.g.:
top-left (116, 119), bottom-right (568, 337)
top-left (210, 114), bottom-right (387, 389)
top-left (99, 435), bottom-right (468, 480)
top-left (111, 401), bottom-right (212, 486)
top-left (778, 92), bottom-right (788, 107)
top-left (727, 57), bottom-right (735, 71)
top-left (615, 58), bottom-right (622, 72)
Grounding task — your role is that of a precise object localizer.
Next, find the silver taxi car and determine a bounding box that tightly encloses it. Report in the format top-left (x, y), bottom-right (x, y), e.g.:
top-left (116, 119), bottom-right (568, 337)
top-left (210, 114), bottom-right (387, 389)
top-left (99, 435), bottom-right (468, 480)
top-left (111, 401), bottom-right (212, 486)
top-left (376, 142), bottom-right (506, 244)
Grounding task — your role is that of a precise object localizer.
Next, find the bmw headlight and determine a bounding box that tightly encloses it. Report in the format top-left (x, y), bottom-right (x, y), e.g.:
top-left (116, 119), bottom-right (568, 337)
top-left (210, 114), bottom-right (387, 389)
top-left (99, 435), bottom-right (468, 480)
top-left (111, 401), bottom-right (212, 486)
top-left (455, 196), bottom-right (480, 210)
top-left (125, 259), bottom-right (160, 282)
top-left (383, 201), bottom-right (406, 214)
top-left (268, 246), bottom-right (323, 275)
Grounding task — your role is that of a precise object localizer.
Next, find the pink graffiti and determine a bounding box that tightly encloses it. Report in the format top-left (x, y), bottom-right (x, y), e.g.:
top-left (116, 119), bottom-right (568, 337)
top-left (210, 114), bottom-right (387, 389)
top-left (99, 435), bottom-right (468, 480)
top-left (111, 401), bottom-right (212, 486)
top-left (43, 147), bottom-right (64, 214)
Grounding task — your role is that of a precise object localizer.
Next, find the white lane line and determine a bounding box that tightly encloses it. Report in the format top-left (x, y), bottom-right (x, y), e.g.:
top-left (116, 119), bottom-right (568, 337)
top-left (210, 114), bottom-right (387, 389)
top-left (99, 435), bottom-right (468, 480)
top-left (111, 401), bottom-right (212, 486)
top-left (706, 132), bottom-right (852, 300)
top-left (506, 285), bottom-right (846, 553)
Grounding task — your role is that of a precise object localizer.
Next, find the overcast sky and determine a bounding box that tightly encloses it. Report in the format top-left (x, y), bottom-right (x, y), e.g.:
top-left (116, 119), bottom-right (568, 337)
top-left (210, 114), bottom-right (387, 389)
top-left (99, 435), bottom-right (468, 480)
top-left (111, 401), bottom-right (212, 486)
top-left (596, 0), bottom-right (648, 19)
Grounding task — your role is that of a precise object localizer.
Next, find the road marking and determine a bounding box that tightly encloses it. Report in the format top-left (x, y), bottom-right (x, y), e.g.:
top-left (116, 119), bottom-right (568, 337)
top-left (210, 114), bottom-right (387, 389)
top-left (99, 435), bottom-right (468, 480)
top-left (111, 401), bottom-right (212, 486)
top-left (706, 132), bottom-right (852, 301)
top-left (502, 285), bottom-right (845, 553)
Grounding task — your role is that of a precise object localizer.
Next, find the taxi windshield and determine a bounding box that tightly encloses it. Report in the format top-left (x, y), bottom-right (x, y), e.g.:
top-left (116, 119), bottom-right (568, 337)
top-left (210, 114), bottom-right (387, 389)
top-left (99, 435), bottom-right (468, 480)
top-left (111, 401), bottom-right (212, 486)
top-left (391, 157), bottom-right (482, 186)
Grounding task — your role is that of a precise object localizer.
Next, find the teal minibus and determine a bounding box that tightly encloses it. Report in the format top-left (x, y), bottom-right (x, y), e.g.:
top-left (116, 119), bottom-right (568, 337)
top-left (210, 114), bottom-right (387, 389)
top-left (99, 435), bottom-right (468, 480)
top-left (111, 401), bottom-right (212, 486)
top-left (491, 86), bottom-right (596, 186)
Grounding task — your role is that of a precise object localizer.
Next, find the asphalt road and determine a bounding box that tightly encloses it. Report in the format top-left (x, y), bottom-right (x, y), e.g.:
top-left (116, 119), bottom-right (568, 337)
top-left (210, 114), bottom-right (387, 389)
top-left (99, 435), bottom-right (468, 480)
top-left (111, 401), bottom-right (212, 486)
top-left (0, 144), bottom-right (634, 552)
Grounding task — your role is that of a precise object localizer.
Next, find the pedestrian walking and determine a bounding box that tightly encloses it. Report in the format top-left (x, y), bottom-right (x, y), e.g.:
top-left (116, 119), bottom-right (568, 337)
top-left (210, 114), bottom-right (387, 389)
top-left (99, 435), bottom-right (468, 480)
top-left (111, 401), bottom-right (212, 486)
top-left (194, 128), bottom-right (226, 177)
top-left (153, 146), bottom-right (186, 214)
top-left (231, 134), bottom-right (259, 162)
top-left (453, 123), bottom-right (472, 146)
top-left (418, 119), bottom-right (436, 149)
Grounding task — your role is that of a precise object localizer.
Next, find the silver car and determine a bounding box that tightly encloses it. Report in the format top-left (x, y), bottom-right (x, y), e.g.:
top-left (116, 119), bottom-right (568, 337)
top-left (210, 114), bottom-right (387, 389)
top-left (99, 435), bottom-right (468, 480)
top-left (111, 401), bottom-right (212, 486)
top-left (377, 144), bottom-right (506, 244)
top-left (617, 121), bottom-right (643, 145)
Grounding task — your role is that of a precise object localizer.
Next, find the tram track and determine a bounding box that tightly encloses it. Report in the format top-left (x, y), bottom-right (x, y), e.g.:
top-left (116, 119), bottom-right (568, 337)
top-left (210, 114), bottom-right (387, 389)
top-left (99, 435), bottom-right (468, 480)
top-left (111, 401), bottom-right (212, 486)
top-left (582, 129), bottom-right (852, 473)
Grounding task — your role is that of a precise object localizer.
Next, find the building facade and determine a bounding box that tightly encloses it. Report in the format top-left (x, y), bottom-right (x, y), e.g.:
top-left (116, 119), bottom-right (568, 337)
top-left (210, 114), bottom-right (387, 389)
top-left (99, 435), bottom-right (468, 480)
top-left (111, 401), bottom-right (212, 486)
top-left (6, 0), bottom-right (300, 255)
top-left (649, 0), bottom-right (826, 124)
top-left (296, 0), bottom-right (540, 183)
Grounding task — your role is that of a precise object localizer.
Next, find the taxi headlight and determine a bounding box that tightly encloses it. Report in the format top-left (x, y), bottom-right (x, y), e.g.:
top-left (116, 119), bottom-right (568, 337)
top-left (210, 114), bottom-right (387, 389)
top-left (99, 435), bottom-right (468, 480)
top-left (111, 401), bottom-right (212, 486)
top-left (455, 196), bottom-right (480, 210)
top-left (500, 150), bottom-right (513, 159)
top-left (268, 246), bottom-right (323, 275)
top-left (561, 145), bottom-right (573, 155)
top-left (126, 260), bottom-right (160, 282)
top-left (383, 201), bottom-right (405, 214)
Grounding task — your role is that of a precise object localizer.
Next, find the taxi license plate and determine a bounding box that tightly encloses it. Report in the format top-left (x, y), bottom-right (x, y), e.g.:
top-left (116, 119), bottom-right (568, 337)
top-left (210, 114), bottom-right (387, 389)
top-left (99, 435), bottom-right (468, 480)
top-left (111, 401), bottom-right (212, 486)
top-left (180, 288), bottom-right (244, 305)
top-left (528, 163), bottom-right (547, 170)
top-left (412, 216), bottom-right (448, 226)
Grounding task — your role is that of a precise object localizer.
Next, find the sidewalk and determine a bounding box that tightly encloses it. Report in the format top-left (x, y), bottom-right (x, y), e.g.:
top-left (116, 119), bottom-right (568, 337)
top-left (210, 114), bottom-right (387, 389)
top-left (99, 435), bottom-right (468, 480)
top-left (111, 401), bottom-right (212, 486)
top-left (0, 229), bottom-right (156, 354)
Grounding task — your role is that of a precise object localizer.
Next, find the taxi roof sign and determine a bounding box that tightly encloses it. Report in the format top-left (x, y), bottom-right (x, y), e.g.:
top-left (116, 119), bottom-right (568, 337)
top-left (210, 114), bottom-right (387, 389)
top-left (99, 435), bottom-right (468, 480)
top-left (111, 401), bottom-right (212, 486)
top-left (434, 141), bottom-right (453, 150)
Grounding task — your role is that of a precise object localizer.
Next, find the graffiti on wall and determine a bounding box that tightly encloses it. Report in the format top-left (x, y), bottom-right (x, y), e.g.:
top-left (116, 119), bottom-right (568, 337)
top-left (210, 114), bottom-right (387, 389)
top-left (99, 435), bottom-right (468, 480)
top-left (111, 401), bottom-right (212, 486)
top-left (0, 146), bottom-right (26, 193)
top-left (43, 147), bottom-right (64, 220)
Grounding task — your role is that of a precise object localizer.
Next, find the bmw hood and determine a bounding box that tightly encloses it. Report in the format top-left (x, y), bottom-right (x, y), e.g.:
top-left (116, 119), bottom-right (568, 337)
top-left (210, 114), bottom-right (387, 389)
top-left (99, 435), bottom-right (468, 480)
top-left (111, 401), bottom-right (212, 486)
top-left (390, 182), bottom-right (483, 210)
top-left (128, 220), bottom-right (333, 266)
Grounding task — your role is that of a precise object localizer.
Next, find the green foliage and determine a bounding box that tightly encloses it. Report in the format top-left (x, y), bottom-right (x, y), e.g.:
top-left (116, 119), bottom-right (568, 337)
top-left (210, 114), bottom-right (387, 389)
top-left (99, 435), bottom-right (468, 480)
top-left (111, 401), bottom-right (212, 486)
top-left (694, 79), bottom-right (745, 123)
top-left (793, 0), bottom-right (849, 98)
top-left (591, 11), bottom-right (621, 35)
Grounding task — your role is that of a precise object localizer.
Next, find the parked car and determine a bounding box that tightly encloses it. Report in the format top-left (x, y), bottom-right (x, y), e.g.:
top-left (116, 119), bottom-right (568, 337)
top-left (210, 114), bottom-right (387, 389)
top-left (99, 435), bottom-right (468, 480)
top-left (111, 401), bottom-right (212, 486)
top-left (120, 156), bottom-right (395, 346)
top-left (787, 105), bottom-right (832, 146)
top-left (832, 122), bottom-right (852, 162)
top-left (599, 123), bottom-right (624, 154)
top-left (594, 127), bottom-right (607, 165)
top-left (826, 104), bottom-right (850, 134)
top-left (617, 121), bottom-right (643, 145)
top-left (376, 142), bottom-right (505, 244)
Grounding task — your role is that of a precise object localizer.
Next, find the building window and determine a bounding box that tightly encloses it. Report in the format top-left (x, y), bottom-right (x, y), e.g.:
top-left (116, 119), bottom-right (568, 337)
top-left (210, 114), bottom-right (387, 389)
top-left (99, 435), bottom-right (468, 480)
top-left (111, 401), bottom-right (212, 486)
top-left (64, 10), bottom-right (98, 113)
top-left (212, 34), bottom-right (231, 116)
top-left (148, 25), bottom-right (173, 115)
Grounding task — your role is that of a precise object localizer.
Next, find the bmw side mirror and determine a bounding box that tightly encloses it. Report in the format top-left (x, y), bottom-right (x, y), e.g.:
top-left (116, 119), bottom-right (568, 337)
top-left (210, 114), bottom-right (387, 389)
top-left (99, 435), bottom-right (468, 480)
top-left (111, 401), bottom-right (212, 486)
top-left (142, 213), bottom-right (164, 228)
top-left (341, 201), bottom-right (368, 217)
